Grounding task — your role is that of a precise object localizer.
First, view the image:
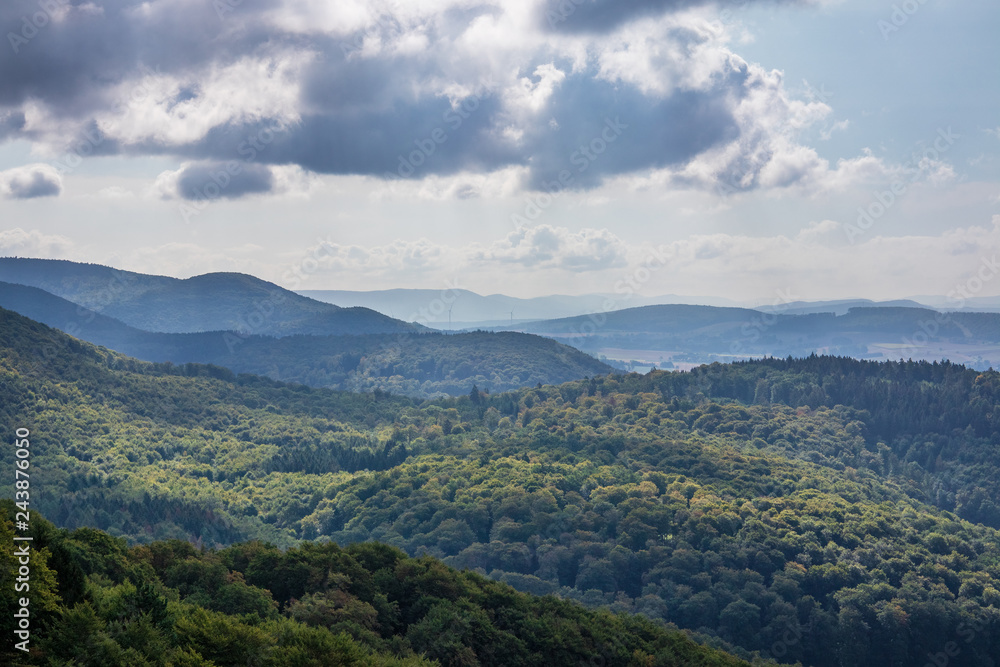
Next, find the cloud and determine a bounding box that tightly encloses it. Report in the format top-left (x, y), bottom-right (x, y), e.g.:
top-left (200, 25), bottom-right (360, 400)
top-left (0, 228), bottom-right (73, 256)
top-left (537, 0), bottom-right (822, 34)
top-left (373, 166), bottom-right (526, 202)
top-left (820, 119), bottom-right (849, 141)
top-left (0, 0), bottom-right (858, 197)
top-left (121, 241), bottom-right (264, 278)
top-left (313, 238), bottom-right (455, 277)
top-left (176, 162), bottom-right (275, 200)
top-left (94, 185), bottom-right (134, 199)
top-left (282, 216), bottom-right (1000, 300)
top-left (796, 219), bottom-right (840, 242)
top-left (0, 110), bottom-right (26, 140)
top-left (642, 216), bottom-right (1000, 299)
top-left (0, 164), bottom-right (62, 199)
top-left (477, 225), bottom-right (629, 270)
top-left (152, 161), bottom-right (321, 201)
top-left (17, 215), bottom-right (999, 301)
top-left (307, 224), bottom-right (628, 280)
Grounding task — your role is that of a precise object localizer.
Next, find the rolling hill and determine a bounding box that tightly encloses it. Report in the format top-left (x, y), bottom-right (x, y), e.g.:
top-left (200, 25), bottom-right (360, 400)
top-left (762, 298), bottom-right (929, 315)
top-left (3, 306), bottom-right (1000, 665)
top-left (506, 303), bottom-right (1000, 370)
top-left (1, 504), bottom-right (751, 667)
top-left (299, 288), bottom-right (745, 326)
top-left (0, 284), bottom-right (611, 397)
top-left (516, 304), bottom-right (762, 334)
top-left (0, 257), bottom-right (423, 336)
top-left (298, 289), bottom-right (933, 326)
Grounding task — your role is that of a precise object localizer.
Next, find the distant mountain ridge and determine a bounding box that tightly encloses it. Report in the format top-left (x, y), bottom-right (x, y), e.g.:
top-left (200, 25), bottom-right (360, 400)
top-left (513, 303), bottom-right (1000, 338)
top-left (499, 303), bottom-right (1000, 370)
top-left (515, 303), bottom-right (763, 334)
top-left (0, 257), bottom-right (422, 336)
top-left (299, 288), bottom-right (744, 325)
top-left (6, 257), bottom-right (996, 373)
top-left (760, 298), bottom-right (930, 315)
top-left (0, 283), bottom-right (612, 397)
top-left (299, 288), bottom-right (984, 325)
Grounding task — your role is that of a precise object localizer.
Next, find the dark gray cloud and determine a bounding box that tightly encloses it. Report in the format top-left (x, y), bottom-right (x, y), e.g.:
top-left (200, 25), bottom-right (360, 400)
top-left (539, 0), bottom-right (813, 33)
top-left (174, 73), bottom-right (738, 191)
top-left (176, 162), bottom-right (274, 200)
top-left (174, 50), bottom-right (745, 190)
top-left (1, 166), bottom-right (62, 199)
top-left (2, 1), bottom-right (148, 112)
top-left (515, 61), bottom-right (747, 189)
top-left (0, 110), bottom-right (25, 140)
top-left (165, 53), bottom-right (519, 178)
top-left (13, 173), bottom-right (60, 198)
top-left (0, 0), bottom-right (820, 196)
top-left (0, 0), bottom-right (279, 114)
top-left (540, 0), bottom-right (706, 33)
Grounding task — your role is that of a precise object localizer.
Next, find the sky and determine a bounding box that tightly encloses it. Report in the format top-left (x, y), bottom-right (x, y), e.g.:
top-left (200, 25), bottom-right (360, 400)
top-left (0, 0), bottom-right (998, 303)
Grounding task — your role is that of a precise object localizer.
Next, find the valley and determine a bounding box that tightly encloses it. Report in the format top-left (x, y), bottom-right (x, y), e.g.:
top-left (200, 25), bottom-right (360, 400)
top-left (3, 303), bottom-right (1000, 665)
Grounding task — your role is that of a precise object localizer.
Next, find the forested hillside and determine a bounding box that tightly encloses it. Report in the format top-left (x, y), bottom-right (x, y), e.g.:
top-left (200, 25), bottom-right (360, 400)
top-left (628, 357), bottom-right (1000, 527)
top-left (0, 258), bottom-right (422, 336)
top-left (0, 284), bottom-right (611, 397)
top-left (219, 330), bottom-right (613, 396)
top-left (0, 504), bottom-right (750, 667)
top-left (3, 308), bottom-right (1000, 665)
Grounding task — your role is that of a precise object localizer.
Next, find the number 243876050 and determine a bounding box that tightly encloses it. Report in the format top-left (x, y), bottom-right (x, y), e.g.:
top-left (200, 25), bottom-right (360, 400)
top-left (14, 427), bottom-right (31, 520)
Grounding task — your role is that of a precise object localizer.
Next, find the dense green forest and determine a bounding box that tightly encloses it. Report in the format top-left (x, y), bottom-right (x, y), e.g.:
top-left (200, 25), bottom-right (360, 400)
top-left (1, 504), bottom-right (750, 666)
top-left (4, 307), bottom-right (1000, 664)
top-left (219, 330), bottom-right (612, 397)
top-left (628, 357), bottom-right (1000, 527)
top-left (0, 283), bottom-right (611, 397)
